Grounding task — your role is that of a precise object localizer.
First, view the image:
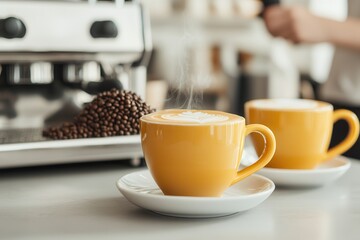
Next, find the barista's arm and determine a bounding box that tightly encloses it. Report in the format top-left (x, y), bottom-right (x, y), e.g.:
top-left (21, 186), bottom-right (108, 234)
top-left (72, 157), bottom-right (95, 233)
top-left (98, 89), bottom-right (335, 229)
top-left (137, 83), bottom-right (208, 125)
top-left (264, 5), bottom-right (360, 51)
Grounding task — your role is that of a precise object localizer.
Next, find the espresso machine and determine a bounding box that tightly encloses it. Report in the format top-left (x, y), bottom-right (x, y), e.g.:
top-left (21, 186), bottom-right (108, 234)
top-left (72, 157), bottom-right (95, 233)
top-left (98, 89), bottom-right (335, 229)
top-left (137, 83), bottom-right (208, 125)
top-left (0, 0), bottom-right (152, 168)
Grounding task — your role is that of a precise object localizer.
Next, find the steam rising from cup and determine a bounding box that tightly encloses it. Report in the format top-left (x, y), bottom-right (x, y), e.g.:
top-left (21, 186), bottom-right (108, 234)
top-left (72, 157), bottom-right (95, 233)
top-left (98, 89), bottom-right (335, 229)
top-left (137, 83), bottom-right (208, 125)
top-left (171, 21), bottom-right (214, 110)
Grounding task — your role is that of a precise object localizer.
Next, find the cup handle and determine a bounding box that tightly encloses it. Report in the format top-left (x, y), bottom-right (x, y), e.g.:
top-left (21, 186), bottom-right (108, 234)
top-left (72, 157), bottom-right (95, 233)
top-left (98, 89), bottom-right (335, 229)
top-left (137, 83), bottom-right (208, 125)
top-left (324, 109), bottom-right (360, 161)
top-left (231, 124), bottom-right (276, 185)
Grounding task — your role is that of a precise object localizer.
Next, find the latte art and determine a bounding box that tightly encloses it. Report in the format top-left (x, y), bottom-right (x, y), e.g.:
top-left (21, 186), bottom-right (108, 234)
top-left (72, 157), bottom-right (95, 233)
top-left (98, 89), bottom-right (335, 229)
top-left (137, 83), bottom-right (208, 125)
top-left (161, 111), bottom-right (229, 123)
top-left (141, 109), bottom-right (242, 125)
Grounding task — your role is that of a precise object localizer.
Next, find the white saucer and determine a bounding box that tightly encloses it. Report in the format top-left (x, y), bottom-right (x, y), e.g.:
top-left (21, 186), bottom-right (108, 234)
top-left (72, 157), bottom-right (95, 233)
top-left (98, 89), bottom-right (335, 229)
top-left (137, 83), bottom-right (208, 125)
top-left (116, 170), bottom-right (275, 218)
top-left (258, 156), bottom-right (351, 188)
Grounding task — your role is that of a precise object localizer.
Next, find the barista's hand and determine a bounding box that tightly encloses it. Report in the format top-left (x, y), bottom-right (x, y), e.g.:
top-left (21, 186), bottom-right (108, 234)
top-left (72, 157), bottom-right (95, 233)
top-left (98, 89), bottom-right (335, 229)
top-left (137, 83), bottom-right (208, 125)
top-left (264, 6), bottom-right (329, 44)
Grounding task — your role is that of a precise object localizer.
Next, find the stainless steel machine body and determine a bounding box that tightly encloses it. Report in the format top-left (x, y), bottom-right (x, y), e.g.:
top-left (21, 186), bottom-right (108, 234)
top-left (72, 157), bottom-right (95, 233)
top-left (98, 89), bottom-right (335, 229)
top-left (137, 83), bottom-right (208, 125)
top-left (0, 0), bottom-right (152, 167)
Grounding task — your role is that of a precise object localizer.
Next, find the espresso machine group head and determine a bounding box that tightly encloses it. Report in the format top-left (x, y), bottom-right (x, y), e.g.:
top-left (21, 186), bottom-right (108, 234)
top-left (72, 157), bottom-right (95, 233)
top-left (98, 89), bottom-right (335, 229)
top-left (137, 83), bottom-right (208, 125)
top-left (0, 0), bottom-right (152, 127)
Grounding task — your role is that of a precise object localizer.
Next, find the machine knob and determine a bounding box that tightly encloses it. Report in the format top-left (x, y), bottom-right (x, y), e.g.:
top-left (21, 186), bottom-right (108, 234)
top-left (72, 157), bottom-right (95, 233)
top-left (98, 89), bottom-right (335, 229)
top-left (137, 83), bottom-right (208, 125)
top-left (90, 21), bottom-right (118, 38)
top-left (0, 17), bottom-right (26, 39)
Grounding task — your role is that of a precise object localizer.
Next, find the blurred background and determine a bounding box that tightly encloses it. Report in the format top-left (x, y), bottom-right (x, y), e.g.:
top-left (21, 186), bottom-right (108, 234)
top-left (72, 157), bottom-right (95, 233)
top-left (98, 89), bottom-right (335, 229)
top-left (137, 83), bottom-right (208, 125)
top-left (0, 0), bottom-right (351, 167)
top-left (143, 0), bottom-right (347, 115)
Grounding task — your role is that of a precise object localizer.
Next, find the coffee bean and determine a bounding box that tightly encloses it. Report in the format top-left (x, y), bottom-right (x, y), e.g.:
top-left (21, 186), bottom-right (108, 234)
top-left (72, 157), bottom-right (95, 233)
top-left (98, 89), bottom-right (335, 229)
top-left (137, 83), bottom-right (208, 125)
top-left (43, 89), bottom-right (155, 140)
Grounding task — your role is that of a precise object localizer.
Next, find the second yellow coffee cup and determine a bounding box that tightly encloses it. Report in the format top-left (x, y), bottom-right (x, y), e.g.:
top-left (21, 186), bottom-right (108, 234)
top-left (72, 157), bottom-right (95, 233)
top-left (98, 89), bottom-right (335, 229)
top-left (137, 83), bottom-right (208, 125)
top-left (246, 99), bottom-right (359, 169)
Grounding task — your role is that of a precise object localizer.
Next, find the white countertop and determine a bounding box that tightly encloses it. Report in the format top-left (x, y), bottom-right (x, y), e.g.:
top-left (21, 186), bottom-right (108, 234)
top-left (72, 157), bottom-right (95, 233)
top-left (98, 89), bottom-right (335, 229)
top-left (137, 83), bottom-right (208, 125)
top-left (0, 159), bottom-right (359, 240)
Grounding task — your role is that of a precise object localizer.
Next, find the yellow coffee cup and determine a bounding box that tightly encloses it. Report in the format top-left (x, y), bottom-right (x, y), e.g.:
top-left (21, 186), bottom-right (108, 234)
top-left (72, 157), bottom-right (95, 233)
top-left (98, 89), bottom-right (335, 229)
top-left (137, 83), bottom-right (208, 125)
top-left (140, 109), bottom-right (276, 197)
top-left (245, 99), bottom-right (360, 169)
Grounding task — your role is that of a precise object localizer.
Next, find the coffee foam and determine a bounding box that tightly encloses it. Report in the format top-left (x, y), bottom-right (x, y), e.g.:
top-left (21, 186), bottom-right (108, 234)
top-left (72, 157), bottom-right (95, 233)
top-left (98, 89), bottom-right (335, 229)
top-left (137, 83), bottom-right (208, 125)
top-left (141, 110), bottom-right (242, 125)
top-left (161, 111), bottom-right (229, 123)
top-left (250, 99), bottom-right (332, 110)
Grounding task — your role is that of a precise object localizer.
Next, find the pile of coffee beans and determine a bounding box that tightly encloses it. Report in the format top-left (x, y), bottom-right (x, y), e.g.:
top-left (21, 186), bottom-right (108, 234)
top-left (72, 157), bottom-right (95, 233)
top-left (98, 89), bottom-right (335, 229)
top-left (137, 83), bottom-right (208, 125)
top-left (43, 89), bottom-right (155, 140)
